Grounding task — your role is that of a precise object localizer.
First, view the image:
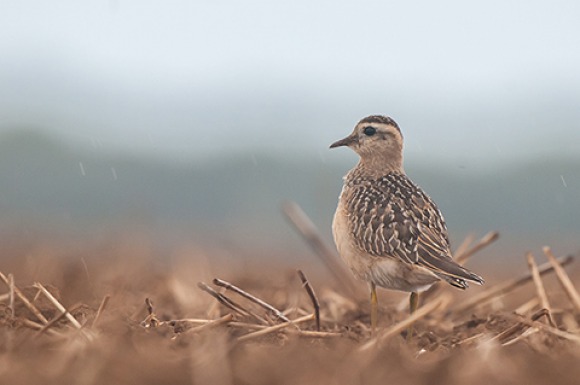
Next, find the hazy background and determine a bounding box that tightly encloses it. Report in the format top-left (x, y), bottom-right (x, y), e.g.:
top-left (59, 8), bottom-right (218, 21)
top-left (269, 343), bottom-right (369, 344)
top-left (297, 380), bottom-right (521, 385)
top-left (1, 1), bottom-right (579, 265)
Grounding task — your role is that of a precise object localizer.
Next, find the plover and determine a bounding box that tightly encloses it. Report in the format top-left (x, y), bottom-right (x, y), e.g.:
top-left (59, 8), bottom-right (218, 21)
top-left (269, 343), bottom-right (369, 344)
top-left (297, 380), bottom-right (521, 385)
top-left (330, 115), bottom-right (483, 331)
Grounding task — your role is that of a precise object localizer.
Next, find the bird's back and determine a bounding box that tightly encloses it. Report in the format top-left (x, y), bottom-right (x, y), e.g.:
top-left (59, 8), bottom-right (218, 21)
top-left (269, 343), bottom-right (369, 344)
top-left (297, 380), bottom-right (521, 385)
top-left (335, 166), bottom-right (483, 289)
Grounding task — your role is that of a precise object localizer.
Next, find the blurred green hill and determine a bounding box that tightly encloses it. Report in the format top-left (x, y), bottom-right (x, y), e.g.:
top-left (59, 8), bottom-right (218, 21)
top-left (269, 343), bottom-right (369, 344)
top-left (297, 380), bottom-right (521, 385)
top-left (0, 130), bottom-right (578, 259)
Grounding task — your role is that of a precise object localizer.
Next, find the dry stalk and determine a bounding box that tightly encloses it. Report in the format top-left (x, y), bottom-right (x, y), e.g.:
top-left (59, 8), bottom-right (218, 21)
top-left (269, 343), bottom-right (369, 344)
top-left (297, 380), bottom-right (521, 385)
top-left (287, 329), bottom-right (342, 338)
top-left (359, 294), bottom-right (451, 352)
top-left (281, 201), bottom-right (362, 297)
top-left (526, 252), bottom-right (555, 326)
top-left (456, 231), bottom-right (499, 264)
top-left (174, 318), bottom-right (213, 325)
top-left (145, 297), bottom-right (154, 315)
top-left (452, 254), bottom-right (574, 316)
top-left (453, 233), bottom-right (475, 260)
top-left (519, 313), bottom-right (580, 345)
top-left (141, 302), bottom-right (221, 335)
top-left (91, 295), bottom-right (111, 328)
top-left (141, 298), bottom-right (161, 328)
top-left (493, 308), bottom-right (551, 344)
top-left (237, 313), bottom-right (315, 342)
top-left (179, 314), bottom-right (233, 335)
top-left (19, 318), bottom-right (62, 337)
top-left (198, 282), bottom-right (267, 324)
top-left (501, 328), bottom-right (538, 346)
top-left (543, 247), bottom-right (580, 312)
top-left (495, 323), bottom-right (527, 345)
top-left (36, 309), bottom-right (71, 336)
top-left (206, 286), bottom-right (224, 319)
top-left (514, 297), bottom-right (540, 316)
top-left (297, 269), bottom-right (321, 331)
top-left (213, 278), bottom-right (290, 323)
top-left (228, 321), bottom-right (267, 330)
top-left (8, 273), bottom-right (15, 316)
top-left (19, 318), bottom-right (46, 330)
top-left (0, 271), bottom-right (48, 324)
top-left (456, 332), bottom-right (486, 346)
top-left (33, 282), bottom-right (82, 329)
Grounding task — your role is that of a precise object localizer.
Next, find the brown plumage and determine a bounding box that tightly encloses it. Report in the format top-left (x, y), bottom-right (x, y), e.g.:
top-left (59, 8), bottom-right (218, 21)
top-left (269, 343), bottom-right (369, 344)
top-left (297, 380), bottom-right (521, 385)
top-left (330, 115), bottom-right (483, 331)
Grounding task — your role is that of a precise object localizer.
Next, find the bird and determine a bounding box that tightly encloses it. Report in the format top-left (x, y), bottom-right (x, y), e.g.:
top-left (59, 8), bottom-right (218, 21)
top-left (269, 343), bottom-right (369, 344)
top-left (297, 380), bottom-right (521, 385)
top-left (330, 115), bottom-right (483, 333)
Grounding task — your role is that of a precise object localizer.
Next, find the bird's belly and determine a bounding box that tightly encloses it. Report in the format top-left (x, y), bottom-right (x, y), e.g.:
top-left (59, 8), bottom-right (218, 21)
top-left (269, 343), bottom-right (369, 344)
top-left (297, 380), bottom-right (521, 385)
top-left (333, 205), bottom-right (438, 293)
top-left (368, 258), bottom-right (438, 293)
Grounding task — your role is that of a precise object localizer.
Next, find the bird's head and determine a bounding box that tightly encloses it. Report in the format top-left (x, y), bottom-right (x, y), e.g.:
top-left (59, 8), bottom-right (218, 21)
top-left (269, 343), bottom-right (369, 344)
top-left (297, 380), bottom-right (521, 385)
top-left (330, 115), bottom-right (404, 171)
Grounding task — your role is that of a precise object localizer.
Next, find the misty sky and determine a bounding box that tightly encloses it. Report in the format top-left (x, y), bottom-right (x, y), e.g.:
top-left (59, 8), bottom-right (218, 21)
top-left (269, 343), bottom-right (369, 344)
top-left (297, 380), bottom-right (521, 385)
top-left (1, 1), bottom-right (580, 168)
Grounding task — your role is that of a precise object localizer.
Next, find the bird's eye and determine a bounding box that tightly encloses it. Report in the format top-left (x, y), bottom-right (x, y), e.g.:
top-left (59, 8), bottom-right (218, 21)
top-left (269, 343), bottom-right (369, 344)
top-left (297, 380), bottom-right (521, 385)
top-left (363, 126), bottom-right (376, 136)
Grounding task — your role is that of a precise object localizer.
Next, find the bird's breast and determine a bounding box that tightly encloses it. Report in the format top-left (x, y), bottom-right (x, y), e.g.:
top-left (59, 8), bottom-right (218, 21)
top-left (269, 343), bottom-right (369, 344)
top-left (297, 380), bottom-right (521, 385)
top-left (333, 191), bottom-right (373, 281)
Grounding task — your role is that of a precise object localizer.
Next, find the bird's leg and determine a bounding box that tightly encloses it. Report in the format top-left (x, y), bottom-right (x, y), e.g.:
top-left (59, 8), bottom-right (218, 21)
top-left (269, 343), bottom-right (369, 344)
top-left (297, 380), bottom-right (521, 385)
top-left (370, 282), bottom-right (378, 334)
top-left (406, 291), bottom-right (419, 341)
top-left (409, 291), bottom-right (419, 314)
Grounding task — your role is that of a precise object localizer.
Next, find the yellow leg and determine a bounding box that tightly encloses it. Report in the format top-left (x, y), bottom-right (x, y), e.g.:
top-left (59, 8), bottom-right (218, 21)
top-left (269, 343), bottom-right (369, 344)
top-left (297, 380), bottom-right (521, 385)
top-left (370, 282), bottom-right (378, 334)
top-left (406, 291), bottom-right (419, 341)
top-left (410, 291), bottom-right (419, 314)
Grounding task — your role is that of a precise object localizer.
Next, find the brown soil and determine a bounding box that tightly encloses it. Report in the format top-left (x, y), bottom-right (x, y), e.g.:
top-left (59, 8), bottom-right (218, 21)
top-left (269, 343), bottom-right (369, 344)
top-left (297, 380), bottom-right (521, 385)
top-left (1, 238), bottom-right (579, 385)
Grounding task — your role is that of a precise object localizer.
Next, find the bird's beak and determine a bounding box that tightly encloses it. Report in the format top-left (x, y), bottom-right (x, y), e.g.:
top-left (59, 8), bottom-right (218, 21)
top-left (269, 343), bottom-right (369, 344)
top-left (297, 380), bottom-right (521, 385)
top-left (329, 134), bottom-right (357, 149)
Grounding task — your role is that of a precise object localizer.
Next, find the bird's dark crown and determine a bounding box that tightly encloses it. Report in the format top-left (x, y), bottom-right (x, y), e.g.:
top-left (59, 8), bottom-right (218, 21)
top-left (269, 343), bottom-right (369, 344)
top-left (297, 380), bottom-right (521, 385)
top-left (358, 115), bottom-right (401, 135)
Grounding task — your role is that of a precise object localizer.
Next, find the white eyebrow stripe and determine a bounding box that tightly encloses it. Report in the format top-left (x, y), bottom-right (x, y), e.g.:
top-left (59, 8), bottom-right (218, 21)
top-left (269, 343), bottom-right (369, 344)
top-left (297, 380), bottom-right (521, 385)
top-left (357, 122), bottom-right (391, 130)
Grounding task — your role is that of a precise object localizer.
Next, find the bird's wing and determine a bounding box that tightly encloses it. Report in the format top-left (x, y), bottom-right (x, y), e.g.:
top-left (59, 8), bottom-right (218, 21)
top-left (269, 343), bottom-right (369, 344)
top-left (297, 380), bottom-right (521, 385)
top-left (347, 173), bottom-right (482, 284)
